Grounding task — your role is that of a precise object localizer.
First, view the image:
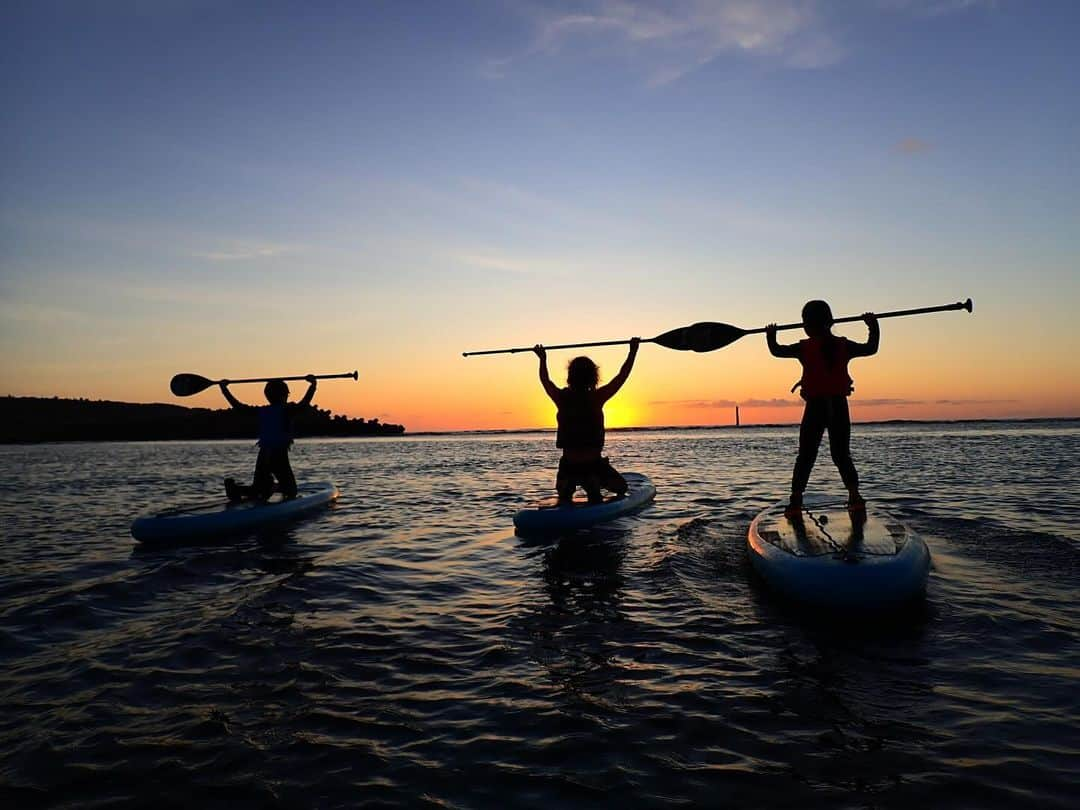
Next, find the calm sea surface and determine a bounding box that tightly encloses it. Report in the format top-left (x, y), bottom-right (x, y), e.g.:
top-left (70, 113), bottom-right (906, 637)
top-left (2, 421), bottom-right (1078, 808)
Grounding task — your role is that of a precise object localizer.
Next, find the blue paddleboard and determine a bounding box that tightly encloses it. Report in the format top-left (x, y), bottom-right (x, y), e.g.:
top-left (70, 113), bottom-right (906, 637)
top-left (131, 481), bottom-right (339, 544)
top-left (747, 499), bottom-right (930, 609)
top-left (513, 472), bottom-right (656, 535)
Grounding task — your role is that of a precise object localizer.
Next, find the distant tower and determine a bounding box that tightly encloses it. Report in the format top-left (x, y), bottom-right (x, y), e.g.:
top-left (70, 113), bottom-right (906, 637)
top-left (735, 405), bottom-right (740, 427)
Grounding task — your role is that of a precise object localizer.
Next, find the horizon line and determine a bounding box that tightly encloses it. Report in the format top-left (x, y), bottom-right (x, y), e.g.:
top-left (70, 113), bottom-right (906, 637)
top-left (396, 415), bottom-right (1080, 438)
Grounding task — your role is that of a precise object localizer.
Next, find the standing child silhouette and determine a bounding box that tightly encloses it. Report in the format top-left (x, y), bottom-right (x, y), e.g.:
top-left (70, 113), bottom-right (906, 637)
top-left (534, 339), bottom-right (640, 504)
top-left (219, 375), bottom-right (317, 501)
top-left (767, 301), bottom-right (879, 517)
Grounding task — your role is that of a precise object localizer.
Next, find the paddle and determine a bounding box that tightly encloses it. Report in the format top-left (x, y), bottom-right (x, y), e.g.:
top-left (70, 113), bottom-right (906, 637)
top-left (170, 370), bottom-right (359, 397)
top-left (462, 298), bottom-right (972, 356)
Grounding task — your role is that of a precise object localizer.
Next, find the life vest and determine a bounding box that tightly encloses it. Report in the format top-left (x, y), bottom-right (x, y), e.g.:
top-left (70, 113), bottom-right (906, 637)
top-left (257, 403), bottom-right (293, 450)
top-left (556, 389), bottom-right (605, 450)
top-left (795, 336), bottom-right (853, 399)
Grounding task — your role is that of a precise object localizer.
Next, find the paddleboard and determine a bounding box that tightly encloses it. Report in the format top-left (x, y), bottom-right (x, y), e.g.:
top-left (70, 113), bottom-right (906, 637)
top-left (747, 499), bottom-right (930, 609)
top-left (513, 471), bottom-right (656, 535)
top-left (131, 481), bottom-right (339, 544)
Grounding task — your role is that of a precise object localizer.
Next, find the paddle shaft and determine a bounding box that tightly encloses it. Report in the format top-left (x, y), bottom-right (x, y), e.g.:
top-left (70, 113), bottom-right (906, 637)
top-left (463, 339), bottom-right (646, 357)
top-left (217, 371), bottom-right (358, 386)
top-left (747, 299), bottom-right (972, 336)
top-left (461, 299), bottom-right (972, 355)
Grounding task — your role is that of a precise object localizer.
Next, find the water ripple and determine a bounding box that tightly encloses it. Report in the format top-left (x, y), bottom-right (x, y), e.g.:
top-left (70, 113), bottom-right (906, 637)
top-left (1, 423), bottom-right (1078, 807)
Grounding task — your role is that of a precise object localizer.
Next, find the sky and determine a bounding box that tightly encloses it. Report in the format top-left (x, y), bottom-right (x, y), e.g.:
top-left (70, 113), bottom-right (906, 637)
top-left (2, 0), bottom-right (1078, 432)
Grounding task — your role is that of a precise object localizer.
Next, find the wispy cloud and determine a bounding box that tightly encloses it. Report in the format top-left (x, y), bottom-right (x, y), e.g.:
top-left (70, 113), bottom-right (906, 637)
top-left (876, 0), bottom-right (997, 19)
top-left (455, 252), bottom-right (548, 275)
top-left (191, 244), bottom-right (292, 262)
top-left (389, 175), bottom-right (615, 233)
top-left (458, 177), bottom-right (567, 216)
top-left (741, 397), bottom-right (803, 407)
top-left (503, 0), bottom-right (843, 86)
top-left (894, 136), bottom-right (933, 154)
top-left (490, 0), bottom-right (996, 86)
top-left (651, 396), bottom-right (1018, 408)
top-left (932, 398), bottom-right (1019, 405)
top-left (453, 249), bottom-right (586, 278)
top-left (858, 398), bottom-right (1020, 407)
top-left (651, 397), bottom-right (802, 408)
top-left (2, 206), bottom-right (301, 265)
top-left (653, 398), bottom-right (740, 408)
top-left (0, 299), bottom-right (91, 327)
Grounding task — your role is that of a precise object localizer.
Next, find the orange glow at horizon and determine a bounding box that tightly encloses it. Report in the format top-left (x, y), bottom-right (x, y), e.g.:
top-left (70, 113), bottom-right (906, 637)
top-left (296, 329), bottom-right (1080, 431)
top-left (2, 299), bottom-right (1078, 433)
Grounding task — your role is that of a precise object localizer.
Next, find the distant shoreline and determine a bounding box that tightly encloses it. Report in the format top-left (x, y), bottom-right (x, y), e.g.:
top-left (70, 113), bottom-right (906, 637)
top-left (2, 390), bottom-right (1074, 445)
top-left (0, 395), bottom-right (406, 444)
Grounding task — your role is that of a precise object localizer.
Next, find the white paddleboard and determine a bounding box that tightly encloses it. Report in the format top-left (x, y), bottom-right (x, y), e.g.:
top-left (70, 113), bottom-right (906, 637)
top-left (747, 499), bottom-right (930, 609)
top-left (513, 471), bottom-right (656, 535)
top-left (131, 481), bottom-right (339, 544)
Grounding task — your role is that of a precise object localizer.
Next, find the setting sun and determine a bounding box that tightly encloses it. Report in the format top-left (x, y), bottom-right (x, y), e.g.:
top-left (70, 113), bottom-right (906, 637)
top-left (604, 399), bottom-right (640, 429)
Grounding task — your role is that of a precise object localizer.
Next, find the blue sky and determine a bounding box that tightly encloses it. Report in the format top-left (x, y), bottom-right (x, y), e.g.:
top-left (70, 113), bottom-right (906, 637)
top-left (2, 1), bottom-right (1078, 429)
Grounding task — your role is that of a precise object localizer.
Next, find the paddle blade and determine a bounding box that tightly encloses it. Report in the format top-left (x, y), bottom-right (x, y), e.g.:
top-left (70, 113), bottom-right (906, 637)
top-left (652, 322), bottom-right (746, 352)
top-left (170, 373), bottom-right (214, 397)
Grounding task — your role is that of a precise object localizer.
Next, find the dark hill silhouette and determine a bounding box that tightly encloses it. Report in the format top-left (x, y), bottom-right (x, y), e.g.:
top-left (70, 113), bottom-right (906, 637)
top-left (0, 396), bottom-right (405, 443)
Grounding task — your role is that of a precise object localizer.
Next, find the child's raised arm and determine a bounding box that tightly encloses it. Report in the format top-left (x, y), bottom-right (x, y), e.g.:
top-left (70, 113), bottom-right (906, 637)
top-left (766, 324), bottom-right (800, 358)
top-left (534, 345), bottom-right (561, 404)
top-left (597, 338), bottom-right (640, 401)
top-left (297, 375), bottom-right (318, 407)
top-left (848, 313), bottom-right (880, 358)
top-left (219, 380), bottom-right (250, 410)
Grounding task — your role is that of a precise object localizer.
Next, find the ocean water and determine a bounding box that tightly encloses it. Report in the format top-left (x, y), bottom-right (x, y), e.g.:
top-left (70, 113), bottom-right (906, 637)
top-left (1, 421), bottom-right (1078, 808)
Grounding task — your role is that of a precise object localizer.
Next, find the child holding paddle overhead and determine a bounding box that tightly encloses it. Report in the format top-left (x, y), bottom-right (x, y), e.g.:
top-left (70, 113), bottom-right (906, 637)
top-left (767, 301), bottom-right (879, 517)
top-left (219, 375), bottom-right (318, 501)
top-left (533, 339), bottom-right (640, 504)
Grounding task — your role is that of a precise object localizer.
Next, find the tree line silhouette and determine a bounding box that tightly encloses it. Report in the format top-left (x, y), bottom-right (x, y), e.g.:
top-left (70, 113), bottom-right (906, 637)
top-left (0, 396), bottom-right (405, 443)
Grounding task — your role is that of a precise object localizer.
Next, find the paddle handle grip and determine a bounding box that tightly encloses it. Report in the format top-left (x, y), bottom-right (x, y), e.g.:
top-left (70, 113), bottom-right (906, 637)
top-left (743, 298), bottom-right (973, 335)
top-left (218, 371), bottom-right (359, 385)
top-left (463, 339), bottom-right (652, 357)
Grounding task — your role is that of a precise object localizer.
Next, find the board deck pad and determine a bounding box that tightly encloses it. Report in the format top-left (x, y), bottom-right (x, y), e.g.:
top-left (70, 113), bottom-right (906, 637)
top-left (756, 502), bottom-right (909, 558)
top-left (152, 487), bottom-right (312, 518)
top-left (533, 491), bottom-right (626, 510)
